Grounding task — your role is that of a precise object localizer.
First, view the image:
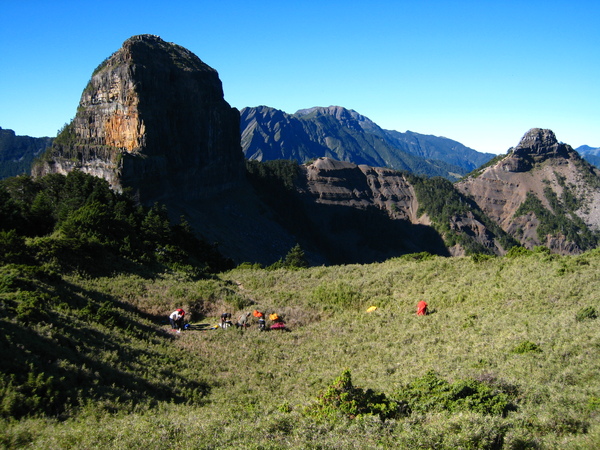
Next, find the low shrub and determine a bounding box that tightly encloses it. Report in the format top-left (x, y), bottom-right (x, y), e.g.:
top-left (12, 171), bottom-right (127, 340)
top-left (471, 253), bottom-right (494, 263)
top-left (395, 371), bottom-right (516, 417)
top-left (311, 281), bottom-right (361, 310)
top-left (511, 340), bottom-right (542, 354)
top-left (399, 251), bottom-right (434, 262)
top-left (505, 246), bottom-right (533, 258)
top-left (305, 369), bottom-right (405, 421)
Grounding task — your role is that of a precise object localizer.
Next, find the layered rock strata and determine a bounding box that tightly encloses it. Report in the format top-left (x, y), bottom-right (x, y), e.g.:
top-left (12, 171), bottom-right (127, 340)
top-left (33, 34), bottom-right (244, 202)
top-left (298, 157), bottom-right (504, 257)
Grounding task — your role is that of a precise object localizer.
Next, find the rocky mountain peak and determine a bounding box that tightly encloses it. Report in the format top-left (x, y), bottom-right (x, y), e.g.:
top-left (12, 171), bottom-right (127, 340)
top-left (33, 35), bottom-right (244, 203)
top-left (512, 128), bottom-right (572, 160)
top-left (517, 128), bottom-right (557, 148)
top-left (457, 128), bottom-right (600, 254)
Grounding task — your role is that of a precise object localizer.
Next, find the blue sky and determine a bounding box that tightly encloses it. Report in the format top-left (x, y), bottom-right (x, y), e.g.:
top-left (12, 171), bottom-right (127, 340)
top-left (1, 0), bottom-right (598, 154)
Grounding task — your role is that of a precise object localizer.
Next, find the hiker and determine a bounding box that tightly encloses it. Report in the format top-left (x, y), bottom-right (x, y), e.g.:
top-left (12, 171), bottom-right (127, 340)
top-left (220, 312), bottom-right (232, 329)
top-left (416, 300), bottom-right (428, 316)
top-left (253, 310), bottom-right (266, 330)
top-left (170, 308), bottom-right (185, 332)
top-left (236, 311), bottom-right (251, 328)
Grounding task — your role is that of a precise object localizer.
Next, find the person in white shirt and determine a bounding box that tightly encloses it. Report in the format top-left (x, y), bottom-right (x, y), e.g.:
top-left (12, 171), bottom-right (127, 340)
top-left (169, 308), bottom-right (185, 332)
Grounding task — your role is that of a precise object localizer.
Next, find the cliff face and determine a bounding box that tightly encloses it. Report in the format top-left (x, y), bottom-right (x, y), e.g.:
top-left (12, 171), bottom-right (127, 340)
top-left (456, 128), bottom-right (600, 253)
top-left (288, 157), bottom-right (507, 260)
top-left (33, 35), bottom-right (244, 202)
top-left (301, 157), bottom-right (421, 222)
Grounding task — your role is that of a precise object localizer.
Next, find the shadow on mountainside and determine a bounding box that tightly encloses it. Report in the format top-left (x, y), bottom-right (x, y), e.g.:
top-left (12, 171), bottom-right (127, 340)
top-left (296, 202), bottom-right (450, 264)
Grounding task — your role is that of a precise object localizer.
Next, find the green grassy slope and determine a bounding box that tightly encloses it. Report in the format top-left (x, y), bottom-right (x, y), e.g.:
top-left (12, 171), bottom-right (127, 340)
top-left (3, 250), bottom-right (600, 448)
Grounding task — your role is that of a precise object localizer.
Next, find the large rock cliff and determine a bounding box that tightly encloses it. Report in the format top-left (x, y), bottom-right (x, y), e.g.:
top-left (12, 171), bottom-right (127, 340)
top-left (33, 34), bottom-right (244, 203)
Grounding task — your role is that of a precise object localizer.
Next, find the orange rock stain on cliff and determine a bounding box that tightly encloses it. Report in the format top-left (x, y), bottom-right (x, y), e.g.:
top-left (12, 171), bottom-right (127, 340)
top-left (103, 109), bottom-right (145, 153)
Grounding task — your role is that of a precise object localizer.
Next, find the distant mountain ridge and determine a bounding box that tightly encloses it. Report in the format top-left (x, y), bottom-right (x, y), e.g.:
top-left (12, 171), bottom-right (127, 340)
top-left (0, 127), bottom-right (52, 179)
top-left (240, 105), bottom-right (495, 180)
top-left (576, 145), bottom-right (600, 168)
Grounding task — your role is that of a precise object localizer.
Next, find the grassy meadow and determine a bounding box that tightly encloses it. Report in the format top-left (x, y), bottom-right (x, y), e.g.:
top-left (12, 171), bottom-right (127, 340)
top-left (2, 249), bottom-right (600, 449)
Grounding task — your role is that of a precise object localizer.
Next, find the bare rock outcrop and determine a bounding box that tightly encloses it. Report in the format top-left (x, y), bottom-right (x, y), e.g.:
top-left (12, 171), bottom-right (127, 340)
top-left (33, 34), bottom-right (244, 203)
top-left (301, 157), bottom-right (421, 222)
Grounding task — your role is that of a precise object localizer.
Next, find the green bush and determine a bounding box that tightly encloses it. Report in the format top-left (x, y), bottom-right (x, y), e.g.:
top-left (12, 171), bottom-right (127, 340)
top-left (399, 251), bottom-right (434, 261)
top-left (505, 246), bottom-right (532, 258)
top-left (14, 291), bottom-right (54, 323)
top-left (395, 371), bottom-right (516, 417)
top-left (312, 281), bottom-right (361, 309)
top-left (471, 253), bottom-right (494, 263)
top-left (0, 230), bottom-right (29, 264)
top-left (283, 244), bottom-right (309, 269)
top-left (305, 369), bottom-right (404, 421)
top-left (0, 369), bottom-right (60, 419)
top-left (266, 244), bottom-right (309, 270)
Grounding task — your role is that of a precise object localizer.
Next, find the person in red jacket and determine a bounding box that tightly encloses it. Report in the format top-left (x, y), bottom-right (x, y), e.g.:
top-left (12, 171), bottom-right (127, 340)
top-left (416, 300), bottom-right (428, 316)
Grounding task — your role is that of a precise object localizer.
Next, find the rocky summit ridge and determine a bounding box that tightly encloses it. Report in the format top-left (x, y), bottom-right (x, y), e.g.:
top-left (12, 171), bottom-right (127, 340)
top-left (33, 34), bottom-right (244, 203)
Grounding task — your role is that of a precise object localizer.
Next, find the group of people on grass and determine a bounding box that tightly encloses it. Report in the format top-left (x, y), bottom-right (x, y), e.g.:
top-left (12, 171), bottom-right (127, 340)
top-left (168, 308), bottom-right (287, 332)
top-left (170, 301), bottom-right (427, 333)
top-left (221, 309), bottom-right (286, 331)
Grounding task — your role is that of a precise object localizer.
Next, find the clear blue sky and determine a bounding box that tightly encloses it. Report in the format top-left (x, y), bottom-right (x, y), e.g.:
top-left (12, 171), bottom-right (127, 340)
top-left (1, 0), bottom-right (598, 154)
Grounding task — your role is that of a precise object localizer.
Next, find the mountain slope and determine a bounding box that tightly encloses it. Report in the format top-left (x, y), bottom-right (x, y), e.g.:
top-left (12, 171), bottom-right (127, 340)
top-left (240, 105), bottom-right (492, 180)
top-left (246, 157), bottom-right (516, 261)
top-left (383, 129), bottom-right (495, 172)
top-left (457, 128), bottom-right (600, 253)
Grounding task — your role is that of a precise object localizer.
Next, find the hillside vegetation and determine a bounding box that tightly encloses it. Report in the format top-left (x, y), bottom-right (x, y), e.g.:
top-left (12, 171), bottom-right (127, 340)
top-left (2, 172), bottom-right (600, 448)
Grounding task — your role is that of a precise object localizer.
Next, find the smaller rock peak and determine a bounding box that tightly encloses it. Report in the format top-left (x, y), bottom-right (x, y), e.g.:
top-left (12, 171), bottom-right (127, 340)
top-left (517, 128), bottom-right (558, 150)
top-left (509, 128), bottom-right (576, 167)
